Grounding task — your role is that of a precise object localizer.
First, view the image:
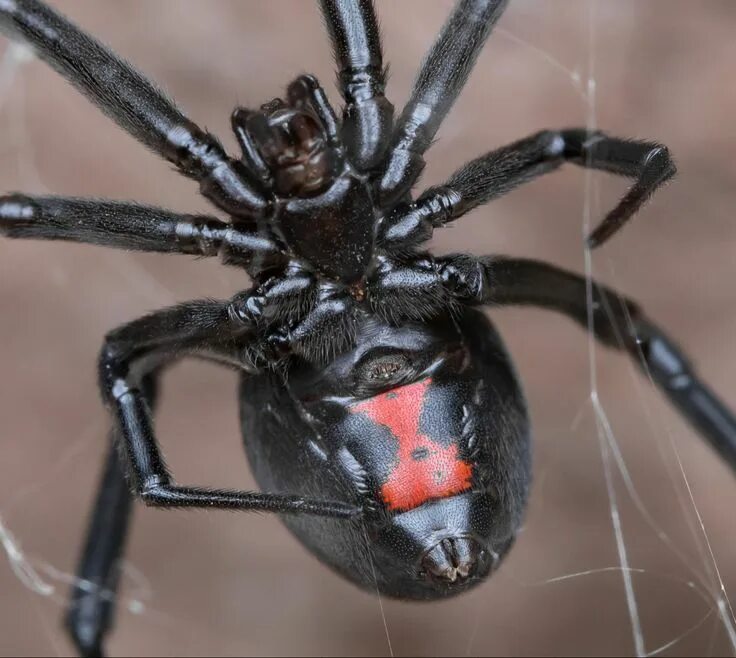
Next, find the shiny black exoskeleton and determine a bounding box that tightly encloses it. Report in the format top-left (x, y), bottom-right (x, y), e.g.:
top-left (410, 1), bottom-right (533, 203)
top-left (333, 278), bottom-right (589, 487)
top-left (1, 1), bottom-right (735, 656)
top-left (242, 309), bottom-right (529, 598)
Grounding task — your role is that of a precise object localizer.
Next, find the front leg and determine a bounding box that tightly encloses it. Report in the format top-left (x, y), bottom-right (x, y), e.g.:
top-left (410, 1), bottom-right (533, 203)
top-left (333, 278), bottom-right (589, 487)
top-left (377, 0), bottom-right (509, 205)
top-left (380, 130), bottom-right (675, 250)
top-left (0, 0), bottom-right (268, 219)
top-left (0, 195), bottom-right (285, 271)
top-left (319, 0), bottom-right (394, 169)
top-left (99, 299), bottom-right (360, 518)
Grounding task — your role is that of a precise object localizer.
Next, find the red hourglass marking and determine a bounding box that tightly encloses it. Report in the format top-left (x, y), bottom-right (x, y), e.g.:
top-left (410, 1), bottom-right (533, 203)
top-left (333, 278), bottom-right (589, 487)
top-left (350, 378), bottom-right (472, 511)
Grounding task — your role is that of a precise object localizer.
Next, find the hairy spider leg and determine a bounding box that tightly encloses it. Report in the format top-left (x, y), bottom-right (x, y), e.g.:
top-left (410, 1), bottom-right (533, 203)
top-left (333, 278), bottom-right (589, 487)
top-left (98, 299), bottom-right (359, 517)
top-left (0, 195), bottom-right (285, 273)
top-left (65, 382), bottom-right (152, 658)
top-left (377, 0), bottom-right (509, 206)
top-left (442, 255), bottom-right (736, 471)
top-left (0, 0), bottom-right (269, 219)
top-left (380, 130), bottom-right (675, 250)
top-left (364, 250), bottom-right (736, 471)
top-left (60, 297), bottom-right (362, 655)
top-left (320, 0), bottom-right (394, 170)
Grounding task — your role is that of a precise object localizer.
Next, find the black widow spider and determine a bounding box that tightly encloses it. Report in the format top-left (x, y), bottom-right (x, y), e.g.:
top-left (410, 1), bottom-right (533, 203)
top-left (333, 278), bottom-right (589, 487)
top-left (0, 0), bottom-right (735, 656)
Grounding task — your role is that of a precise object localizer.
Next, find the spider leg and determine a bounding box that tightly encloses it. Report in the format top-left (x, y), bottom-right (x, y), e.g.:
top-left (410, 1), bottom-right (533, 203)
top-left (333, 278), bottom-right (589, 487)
top-left (366, 254), bottom-right (453, 323)
top-left (99, 299), bottom-right (360, 517)
top-left (319, 0), bottom-right (394, 170)
top-left (64, 377), bottom-right (155, 658)
top-left (381, 130), bottom-right (675, 250)
top-left (276, 282), bottom-right (357, 364)
top-left (377, 0), bottom-right (509, 205)
top-left (438, 255), bottom-right (736, 472)
top-left (66, 279), bottom-right (341, 656)
top-left (0, 0), bottom-right (268, 219)
top-left (0, 195), bottom-right (285, 271)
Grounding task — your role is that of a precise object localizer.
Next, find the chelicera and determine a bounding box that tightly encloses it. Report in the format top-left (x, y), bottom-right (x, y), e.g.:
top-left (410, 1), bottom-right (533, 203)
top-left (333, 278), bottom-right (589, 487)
top-left (0, 1), bottom-right (734, 656)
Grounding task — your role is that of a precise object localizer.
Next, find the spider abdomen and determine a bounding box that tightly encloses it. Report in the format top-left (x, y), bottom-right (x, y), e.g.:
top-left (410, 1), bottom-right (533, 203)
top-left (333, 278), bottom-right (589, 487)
top-left (239, 308), bottom-right (531, 599)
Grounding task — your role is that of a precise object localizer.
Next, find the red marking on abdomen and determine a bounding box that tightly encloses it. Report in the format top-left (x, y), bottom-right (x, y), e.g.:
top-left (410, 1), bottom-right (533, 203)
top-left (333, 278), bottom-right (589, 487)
top-left (350, 378), bottom-right (472, 512)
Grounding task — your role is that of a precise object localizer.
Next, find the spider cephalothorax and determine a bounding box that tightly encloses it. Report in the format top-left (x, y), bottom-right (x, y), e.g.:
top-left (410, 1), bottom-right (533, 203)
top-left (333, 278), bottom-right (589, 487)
top-left (229, 73), bottom-right (382, 286)
top-left (0, 1), bottom-right (734, 656)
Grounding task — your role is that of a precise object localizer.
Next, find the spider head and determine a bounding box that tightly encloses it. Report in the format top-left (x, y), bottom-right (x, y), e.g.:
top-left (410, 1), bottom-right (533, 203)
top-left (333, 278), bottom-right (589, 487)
top-left (246, 309), bottom-right (531, 600)
top-left (232, 97), bottom-right (342, 198)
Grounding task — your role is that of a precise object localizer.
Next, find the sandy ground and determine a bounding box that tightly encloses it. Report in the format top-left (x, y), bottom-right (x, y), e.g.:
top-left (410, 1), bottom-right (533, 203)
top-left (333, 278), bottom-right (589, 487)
top-left (0, 1), bottom-right (735, 656)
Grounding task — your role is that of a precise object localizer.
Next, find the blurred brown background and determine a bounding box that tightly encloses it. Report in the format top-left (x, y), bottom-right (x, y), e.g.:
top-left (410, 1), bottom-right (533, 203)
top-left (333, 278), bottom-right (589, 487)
top-left (1, 1), bottom-right (735, 656)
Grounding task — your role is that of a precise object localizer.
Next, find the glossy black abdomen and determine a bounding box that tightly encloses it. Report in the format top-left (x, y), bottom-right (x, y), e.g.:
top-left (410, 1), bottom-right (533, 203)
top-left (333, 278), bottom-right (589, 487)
top-left (238, 367), bottom-right (373, 587)
top-left (238, 308), bottom-right (532, 598)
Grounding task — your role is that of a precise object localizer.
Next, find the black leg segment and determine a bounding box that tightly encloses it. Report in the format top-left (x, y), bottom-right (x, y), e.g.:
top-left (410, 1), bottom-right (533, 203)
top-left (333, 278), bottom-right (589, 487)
top-left (0, 0), bottom-right (268, 219)
top-left (320, 0), bottom-right (394, 170)
top-left (381, 130), bottom-right (675, 250)
top-left (0, 194), bottom-right (285, 271)
top-left (377, 0), bottom-right (509, 205)
top-left (99, 300), bottom-right (360, 518)
top-left (65, 428), bottom-right (142, 657)
top-left (440, 255), bottom-right (736, 472)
